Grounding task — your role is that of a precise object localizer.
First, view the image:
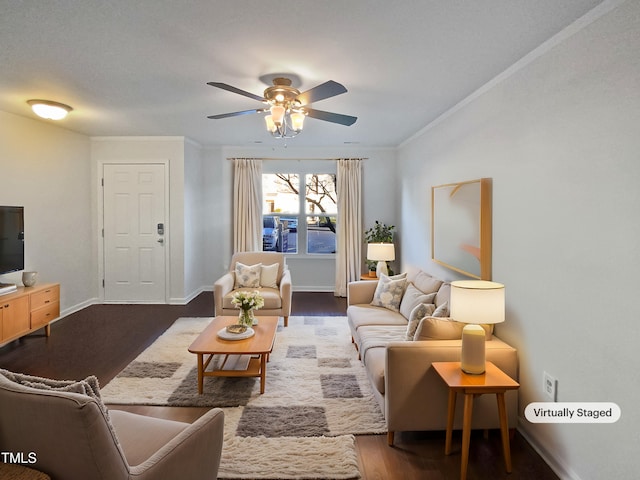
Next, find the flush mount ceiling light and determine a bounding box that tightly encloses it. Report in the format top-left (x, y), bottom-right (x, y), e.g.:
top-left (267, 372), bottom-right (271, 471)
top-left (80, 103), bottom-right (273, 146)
top-left (27, 99), bottom-right (73, 120)
top-left (207, 76), bottom-right (357, 140)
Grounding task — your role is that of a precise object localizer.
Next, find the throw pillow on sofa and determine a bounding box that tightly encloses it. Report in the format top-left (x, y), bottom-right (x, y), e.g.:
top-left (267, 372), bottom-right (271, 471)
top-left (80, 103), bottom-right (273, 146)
top-left (399, 284), bottom-right (437, 319)
top-left (405, 303), bottom-right (436, 340)
top-left (413, 317), bottom-right (493, 340)
top-left (432, 300), bottom-right (449, 317)
top-left (370, 273), bottom-right (407, 312)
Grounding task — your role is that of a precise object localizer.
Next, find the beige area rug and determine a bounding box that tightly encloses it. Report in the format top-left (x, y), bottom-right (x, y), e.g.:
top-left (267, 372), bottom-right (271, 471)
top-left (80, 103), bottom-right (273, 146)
top-left (101, 316), bottom-right (387, 479)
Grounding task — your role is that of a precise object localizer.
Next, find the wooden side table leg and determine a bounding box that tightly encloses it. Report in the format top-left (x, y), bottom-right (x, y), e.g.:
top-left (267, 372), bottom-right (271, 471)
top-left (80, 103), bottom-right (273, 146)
top-left (461, 393), bottom-right (474, 480)
top-left (260, 354), bottom-right (267, 394)
top-left (197, 354), bottom-right (204, 394)
top-left (496, 392), bottom-right (512, 472)
top-left (445, 390), bottom-right (457, 455)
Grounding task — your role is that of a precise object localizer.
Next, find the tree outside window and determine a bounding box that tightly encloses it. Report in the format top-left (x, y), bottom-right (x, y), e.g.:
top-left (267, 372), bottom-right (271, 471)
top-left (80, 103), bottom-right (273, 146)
top-left (262, 173), bottom-right (337, 254)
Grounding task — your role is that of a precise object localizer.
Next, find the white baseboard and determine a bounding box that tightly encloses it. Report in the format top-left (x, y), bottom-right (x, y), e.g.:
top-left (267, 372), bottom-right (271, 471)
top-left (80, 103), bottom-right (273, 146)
top-left (517, 418), bottom-right (583, 480)
top-left (292, 285), bottom-right (336, 292)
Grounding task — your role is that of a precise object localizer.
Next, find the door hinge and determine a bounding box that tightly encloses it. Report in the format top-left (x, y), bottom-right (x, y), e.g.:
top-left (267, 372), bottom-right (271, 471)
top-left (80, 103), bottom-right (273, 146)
top-left (102, 279), bottom-right (105, 288)
top-left (101, 178), bottom-right (104, 186)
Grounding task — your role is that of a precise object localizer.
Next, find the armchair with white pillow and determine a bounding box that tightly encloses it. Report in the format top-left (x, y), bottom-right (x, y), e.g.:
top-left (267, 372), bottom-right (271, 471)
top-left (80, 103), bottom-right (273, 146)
top-left (214, 251), bottom-right (292, 327)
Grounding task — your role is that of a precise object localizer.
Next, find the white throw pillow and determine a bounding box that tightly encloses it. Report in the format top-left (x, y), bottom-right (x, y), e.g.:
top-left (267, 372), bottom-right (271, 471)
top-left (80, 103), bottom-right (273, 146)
top-left (399, 284), bottom-right (437, 320)
top-left (235, 262), bottom-right (262, 288)
top-left (370, 273), bottom-right (407, 312)
top-left (260, 263), bottom-right (279, 288)
top-left (432, 300), bottom-right (449, 317)
top-left (405, 303), bottom-right (436, 340)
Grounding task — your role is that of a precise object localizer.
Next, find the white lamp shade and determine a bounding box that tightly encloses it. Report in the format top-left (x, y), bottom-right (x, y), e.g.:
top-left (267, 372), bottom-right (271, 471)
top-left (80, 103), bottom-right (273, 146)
top-left (367, 243), bottom-right (395, 261)
top-left (270, 105), bottom-right (285, 124)
top-left (290, 111), bottom-right (305, 131)
top-left (264, 115), bottom-right (276, 132)
top-left (450, 280), bottom-right (505, 325)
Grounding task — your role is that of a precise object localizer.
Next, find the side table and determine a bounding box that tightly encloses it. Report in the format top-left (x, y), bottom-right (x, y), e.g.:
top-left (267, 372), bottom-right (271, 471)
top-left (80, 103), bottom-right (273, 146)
top-left (432, 361), bottom-right (519, 480)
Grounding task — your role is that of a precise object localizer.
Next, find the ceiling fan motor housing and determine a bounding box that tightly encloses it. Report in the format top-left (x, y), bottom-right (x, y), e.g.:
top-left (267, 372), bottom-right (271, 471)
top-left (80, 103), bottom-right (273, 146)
top-left (264, 77), bottom-right (303, 111)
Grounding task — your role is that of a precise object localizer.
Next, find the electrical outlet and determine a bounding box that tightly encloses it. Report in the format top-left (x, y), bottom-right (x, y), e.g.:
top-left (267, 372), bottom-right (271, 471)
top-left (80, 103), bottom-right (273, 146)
top-left (543, 371), bottom-right (557, 401)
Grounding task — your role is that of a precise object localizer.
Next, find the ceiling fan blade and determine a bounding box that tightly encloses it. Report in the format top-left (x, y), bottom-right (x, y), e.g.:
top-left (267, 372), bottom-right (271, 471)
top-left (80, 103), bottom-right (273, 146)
top-left (207, 108), bottom-right (266, 120)
top-left (304, 108), bottom-right (357, 126)
top-left (296, 80), bottom-right (347, 105)
top-left (207, 82), bottom-right (265, 102)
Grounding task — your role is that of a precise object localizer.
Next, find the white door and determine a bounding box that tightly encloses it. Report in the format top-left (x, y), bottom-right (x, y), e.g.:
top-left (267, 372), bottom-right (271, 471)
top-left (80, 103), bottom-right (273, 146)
top-left (103, 163), bottom-right (167, 302)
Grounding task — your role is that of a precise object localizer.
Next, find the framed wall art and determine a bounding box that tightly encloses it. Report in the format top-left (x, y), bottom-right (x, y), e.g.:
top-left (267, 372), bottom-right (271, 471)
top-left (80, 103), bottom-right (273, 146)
top-left (431, 178), bottom-right (492, 280)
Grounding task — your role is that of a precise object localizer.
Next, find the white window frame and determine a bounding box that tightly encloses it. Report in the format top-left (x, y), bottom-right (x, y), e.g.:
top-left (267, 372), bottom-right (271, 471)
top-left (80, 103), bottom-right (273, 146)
top-left (262, 160), bottom-right (338, 258)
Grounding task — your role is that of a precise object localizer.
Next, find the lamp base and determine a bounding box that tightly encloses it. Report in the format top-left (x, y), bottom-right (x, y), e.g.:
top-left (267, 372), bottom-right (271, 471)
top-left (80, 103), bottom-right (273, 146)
top-left (376, 261), bottom-right (388, 278)
top-left (461, 324), bottom-right (486, 374)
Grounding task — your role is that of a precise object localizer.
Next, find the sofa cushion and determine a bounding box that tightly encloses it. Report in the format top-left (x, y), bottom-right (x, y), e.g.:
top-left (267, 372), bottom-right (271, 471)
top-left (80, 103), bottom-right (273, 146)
top-left (347, 304), bottom-right (407, 340)
top-left (414, 317), bottom-right (493, 340)
top-left (260, 263), bottom-right (279, 288)
top-left (235, 262), bottom-right (262, 288)
top-left (399, 284), bottom-right (437, 319)
top-left (358, 325), bottom-right (406, 363)
top-left (411, 270), bottom-right (443, 294)
top-left (405, 303), bottom-right (436, 340)
top-left (223, 287), bottom-right (282, 310)
top-left (370, 274), bottom-right (407, 312)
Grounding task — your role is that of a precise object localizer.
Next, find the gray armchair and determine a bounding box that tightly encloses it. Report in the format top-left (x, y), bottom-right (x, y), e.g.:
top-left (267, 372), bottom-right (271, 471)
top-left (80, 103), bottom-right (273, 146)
top-left (0, 371), bottom-right (224, 480)
top-left (214, 251), bottom-right (292, 327)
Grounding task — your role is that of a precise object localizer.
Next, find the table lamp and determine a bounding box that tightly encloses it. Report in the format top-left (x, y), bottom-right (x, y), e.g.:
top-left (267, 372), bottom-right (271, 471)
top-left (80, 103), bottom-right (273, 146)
top-left (367, 243), bottom-right (395, 277)
top-left (450, 280), bottom-right (505, 374)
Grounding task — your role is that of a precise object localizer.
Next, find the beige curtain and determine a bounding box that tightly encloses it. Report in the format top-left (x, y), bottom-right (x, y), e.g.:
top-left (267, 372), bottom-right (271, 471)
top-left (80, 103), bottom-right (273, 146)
top-left (334, 158), bottom-right (363, 297)
top-left (233, 158), bottom-right (263, 252)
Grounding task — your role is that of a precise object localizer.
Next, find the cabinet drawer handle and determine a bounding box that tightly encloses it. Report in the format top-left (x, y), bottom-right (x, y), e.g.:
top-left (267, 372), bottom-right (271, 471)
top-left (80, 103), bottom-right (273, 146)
top-left (45, 300), bottom-right (50, 304)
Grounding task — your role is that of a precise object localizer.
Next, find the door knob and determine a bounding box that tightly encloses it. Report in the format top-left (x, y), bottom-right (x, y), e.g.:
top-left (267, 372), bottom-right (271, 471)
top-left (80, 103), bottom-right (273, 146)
top-left (157, 238), bottom-right (164, 245)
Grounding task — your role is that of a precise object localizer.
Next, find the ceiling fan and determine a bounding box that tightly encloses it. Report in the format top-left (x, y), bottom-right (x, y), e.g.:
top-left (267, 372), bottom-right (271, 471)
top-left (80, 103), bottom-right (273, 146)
top-left (207, 77), bottom-right (357, 139)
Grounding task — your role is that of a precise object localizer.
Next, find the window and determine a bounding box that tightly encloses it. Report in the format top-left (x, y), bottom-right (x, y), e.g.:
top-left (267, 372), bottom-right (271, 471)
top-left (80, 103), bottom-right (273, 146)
top-left (262, 172), bottom-right (337, 254)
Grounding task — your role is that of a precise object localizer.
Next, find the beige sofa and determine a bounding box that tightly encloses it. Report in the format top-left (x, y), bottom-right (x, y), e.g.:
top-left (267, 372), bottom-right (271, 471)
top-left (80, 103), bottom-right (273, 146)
top-left (347, 269), bottom-right (518, 445)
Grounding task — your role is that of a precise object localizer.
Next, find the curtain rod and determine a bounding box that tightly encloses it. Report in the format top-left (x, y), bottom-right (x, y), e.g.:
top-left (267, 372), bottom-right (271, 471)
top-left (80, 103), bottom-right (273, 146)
top-left (226, 157), bottom-right (368, 161)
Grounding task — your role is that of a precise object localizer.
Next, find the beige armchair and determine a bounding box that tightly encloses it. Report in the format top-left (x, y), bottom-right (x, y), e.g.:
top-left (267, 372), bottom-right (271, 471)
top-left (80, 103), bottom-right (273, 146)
top-left (214, 251), bottom-right (292, 327)
top-left (0, 370), bottom-right (224, 480)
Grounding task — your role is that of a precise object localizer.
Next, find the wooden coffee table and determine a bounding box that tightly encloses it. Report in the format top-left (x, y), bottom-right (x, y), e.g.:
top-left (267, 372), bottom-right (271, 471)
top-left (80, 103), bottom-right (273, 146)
top-left (188, 316), bottom-right (279, 394)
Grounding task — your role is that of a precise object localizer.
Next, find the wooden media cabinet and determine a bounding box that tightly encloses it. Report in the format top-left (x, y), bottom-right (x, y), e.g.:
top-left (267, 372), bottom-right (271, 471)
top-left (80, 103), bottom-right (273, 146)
top-left (0, 283), bottom-right (60, 346)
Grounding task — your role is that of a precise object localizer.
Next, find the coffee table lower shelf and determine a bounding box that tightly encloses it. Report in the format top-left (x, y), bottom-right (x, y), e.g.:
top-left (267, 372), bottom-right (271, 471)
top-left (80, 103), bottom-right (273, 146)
top-left (196, 353), bottom-right (269, 394)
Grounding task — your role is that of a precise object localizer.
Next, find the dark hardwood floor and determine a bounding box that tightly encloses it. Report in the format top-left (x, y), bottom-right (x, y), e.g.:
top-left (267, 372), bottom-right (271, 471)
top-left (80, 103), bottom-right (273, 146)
top-left (0, 291), bottom-right (558, 480)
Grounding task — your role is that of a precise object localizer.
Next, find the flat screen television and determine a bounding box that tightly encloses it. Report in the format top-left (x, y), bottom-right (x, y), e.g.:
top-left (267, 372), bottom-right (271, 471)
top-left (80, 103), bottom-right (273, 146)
top-left (0, 206), bottom-right (25, 275)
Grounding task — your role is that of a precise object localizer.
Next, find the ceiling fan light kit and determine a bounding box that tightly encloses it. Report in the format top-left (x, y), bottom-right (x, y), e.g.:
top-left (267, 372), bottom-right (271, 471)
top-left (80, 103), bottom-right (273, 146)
top-left (207, 76), bottom-right (356, 140)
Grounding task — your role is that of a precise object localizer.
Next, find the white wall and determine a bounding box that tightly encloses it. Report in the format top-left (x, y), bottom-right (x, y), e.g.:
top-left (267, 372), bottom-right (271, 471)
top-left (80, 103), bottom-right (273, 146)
top-left (0, 111), bottom-right (95, 313)
top-left (210, 146), bottom-right (397, 291)
top-left (183, 139), bottom-right (206, 301)
top-left (398, 1), bottom-right (639, 479)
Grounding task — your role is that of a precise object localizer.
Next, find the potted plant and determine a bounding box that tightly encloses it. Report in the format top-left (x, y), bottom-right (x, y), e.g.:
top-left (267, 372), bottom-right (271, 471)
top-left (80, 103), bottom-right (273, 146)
top-left (364, 221), bottom-right (395, 276)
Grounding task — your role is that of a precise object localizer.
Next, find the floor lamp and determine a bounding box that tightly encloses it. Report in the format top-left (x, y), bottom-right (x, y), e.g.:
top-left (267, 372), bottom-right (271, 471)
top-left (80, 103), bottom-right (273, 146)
top-left (450, 280), bottom-right (505, 374)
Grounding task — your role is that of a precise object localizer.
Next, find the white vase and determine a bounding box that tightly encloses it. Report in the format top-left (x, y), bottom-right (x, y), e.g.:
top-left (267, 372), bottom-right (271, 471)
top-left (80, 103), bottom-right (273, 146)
top-left (22, 271), bottom-right (38, 287)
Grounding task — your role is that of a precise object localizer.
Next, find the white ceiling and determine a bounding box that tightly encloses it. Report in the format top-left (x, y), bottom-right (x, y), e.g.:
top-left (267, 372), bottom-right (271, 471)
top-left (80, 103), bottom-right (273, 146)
top-left (0, 0), bottom-right (603, 148)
